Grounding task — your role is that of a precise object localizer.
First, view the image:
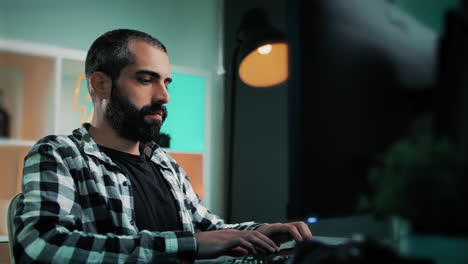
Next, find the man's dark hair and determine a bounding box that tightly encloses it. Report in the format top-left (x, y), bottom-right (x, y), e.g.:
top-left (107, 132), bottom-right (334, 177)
top-left (85, 29), bottom-right (167, 89)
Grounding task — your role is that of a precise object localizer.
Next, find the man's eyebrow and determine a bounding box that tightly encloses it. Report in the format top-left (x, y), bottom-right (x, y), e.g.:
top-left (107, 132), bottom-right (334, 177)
top-left (135, 70), bottom-right (172, 84)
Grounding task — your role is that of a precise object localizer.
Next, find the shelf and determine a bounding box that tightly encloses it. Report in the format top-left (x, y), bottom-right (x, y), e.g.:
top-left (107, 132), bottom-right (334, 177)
top-left (0, 51), bottom-right (56, 140)
top-left (0, 139), bottom-right (35, 147)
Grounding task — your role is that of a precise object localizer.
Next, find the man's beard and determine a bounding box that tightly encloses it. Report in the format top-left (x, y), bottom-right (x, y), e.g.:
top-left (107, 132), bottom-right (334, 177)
top-left (105, 82), bottom-right (168, 143)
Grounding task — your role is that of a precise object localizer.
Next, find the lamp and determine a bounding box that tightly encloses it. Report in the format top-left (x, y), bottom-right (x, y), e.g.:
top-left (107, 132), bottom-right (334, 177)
top-left (236, 8), bottom-right (289, 87)
top-left (226, 8), bottom-right (288, 222)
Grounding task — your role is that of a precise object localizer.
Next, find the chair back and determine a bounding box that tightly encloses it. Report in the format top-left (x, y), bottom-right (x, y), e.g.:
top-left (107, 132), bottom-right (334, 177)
top-left (7, 193), bottom-right (22, 264)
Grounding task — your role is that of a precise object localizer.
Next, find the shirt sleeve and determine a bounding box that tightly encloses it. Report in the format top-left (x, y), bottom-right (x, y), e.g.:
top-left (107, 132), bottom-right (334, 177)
top-left (169, 156), bottom-right (266, 232)
top-left (14, 142), bottom-right (196, 264)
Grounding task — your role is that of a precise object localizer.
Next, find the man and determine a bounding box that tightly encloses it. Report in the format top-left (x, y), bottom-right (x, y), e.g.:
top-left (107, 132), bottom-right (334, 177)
top-left (13, 29), bottom-right (312, 263)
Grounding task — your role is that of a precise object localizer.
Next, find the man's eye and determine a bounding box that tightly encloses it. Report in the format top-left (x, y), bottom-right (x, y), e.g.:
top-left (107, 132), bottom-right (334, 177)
top-left (138, 78), bottom-right (151, 84)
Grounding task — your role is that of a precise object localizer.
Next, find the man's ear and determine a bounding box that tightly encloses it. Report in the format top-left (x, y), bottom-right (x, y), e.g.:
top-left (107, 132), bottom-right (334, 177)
top-left (89, 72), bottom-right (112, 100)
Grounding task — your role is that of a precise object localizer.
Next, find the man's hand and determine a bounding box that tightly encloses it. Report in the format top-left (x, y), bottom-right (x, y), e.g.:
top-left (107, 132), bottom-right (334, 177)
top-left (255, 221), bottom-right (312, 246)
top-left (195, 229), bottom-right (280, 259)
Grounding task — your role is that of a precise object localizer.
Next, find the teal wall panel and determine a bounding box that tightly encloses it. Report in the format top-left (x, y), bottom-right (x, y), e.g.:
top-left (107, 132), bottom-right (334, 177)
top-left (161, 73), bottom-right (206, 152)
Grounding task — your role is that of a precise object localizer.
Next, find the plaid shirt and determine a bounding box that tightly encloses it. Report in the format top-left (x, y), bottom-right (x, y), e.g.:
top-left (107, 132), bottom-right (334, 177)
top-left (14, 124), bottom-right (263, 263)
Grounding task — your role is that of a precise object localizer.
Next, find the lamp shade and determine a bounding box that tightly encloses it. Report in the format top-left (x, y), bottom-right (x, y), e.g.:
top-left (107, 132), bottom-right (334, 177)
top-left (237, 8), bottom-right (289, 87)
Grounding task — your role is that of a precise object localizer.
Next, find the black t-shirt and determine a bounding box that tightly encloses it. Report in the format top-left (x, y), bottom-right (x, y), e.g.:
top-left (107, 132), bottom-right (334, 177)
top-left (100, 145), bottom-right (183, 232)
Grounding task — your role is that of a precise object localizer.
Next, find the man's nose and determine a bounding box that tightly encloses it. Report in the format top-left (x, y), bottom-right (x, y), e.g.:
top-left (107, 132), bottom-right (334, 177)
top-left (153, 81), bottom-right (170, 104)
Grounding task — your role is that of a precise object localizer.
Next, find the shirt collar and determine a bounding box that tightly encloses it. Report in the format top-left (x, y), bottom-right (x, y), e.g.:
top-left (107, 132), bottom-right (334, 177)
top-left (72, 123), bottom-right (170, 169)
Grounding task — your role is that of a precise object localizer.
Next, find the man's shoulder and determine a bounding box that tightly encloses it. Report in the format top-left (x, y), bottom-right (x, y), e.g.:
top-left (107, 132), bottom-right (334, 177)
top-left (22, 132), bottom-right (86, 168)
top-left (34, 134), bottom-right (77, 147)
top-left (29, 131), bottom-right (83, 156)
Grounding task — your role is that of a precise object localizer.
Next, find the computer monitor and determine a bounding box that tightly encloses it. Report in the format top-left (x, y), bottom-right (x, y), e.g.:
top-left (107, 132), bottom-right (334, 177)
top-left (287, 0), bottom-right (438, 221)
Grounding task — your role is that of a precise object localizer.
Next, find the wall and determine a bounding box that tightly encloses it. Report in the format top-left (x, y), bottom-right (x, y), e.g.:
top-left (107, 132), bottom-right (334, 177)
top-left (0, 0), bottom-right (226, 215)
top-left (1, 0), bottom-right (219, 71)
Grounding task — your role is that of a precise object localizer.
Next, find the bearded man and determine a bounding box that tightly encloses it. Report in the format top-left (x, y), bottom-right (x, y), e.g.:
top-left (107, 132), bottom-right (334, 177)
top-left (13, 29), bottom-right (312, 263)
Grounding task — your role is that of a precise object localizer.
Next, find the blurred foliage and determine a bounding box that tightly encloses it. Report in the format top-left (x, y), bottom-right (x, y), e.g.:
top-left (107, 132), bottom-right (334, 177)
top-left (359, 134), bottom-right (468, 236)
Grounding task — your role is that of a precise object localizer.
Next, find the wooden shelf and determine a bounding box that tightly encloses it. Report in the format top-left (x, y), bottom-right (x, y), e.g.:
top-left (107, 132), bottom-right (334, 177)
top-left (0, 139), bottom-right (35, 146)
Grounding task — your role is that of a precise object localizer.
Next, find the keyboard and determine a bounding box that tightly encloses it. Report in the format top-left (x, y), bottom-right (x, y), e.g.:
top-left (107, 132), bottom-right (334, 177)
top-left (219, 248), bottom-right (293, 264)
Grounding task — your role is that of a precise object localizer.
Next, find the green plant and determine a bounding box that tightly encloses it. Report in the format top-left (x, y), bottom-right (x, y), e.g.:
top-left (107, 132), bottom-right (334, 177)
top-left (360, 135), bottom-right (468, 236)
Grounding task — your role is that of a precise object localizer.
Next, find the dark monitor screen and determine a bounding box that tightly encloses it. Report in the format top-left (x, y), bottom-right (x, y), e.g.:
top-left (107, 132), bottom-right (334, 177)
top-left (287, 0), bottom-right (438, 220)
